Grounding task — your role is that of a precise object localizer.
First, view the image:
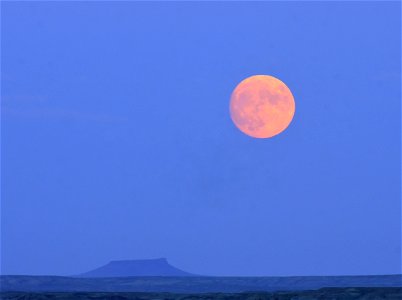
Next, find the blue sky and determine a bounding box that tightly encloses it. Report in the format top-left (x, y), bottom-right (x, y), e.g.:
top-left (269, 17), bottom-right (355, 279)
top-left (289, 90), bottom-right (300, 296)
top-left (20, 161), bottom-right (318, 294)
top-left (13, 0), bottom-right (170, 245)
top-left (1, 1), bottom-right (401, 276)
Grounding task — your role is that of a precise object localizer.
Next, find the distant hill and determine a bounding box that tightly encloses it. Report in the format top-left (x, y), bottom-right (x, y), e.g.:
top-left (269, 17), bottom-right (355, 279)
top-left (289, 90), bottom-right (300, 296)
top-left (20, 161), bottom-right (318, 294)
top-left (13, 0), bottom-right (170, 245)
top-left (78, 258), bottom-right (194, 277)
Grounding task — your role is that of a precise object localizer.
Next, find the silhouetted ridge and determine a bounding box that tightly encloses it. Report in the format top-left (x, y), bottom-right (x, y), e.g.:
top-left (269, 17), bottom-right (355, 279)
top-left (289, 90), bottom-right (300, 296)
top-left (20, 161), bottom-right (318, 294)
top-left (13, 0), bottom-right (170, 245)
top-left (79, 258), bottom-right (194, 277)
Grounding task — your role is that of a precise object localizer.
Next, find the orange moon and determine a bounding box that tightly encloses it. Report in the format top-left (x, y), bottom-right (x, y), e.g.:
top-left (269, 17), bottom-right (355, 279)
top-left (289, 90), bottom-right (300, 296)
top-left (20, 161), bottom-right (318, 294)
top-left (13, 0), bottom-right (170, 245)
top-left (230, 75), bottom-right (295, 138)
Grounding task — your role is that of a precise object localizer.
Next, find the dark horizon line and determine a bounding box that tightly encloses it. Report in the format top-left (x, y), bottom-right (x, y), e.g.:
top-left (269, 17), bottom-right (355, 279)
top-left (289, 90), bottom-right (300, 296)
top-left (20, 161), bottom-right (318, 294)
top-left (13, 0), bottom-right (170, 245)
top-left (1, 273), bottom-right (401, 278)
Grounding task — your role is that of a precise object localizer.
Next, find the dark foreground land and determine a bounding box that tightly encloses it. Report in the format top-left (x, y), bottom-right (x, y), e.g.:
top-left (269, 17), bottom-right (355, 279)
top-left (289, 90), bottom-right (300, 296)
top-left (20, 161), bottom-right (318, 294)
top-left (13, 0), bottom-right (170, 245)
top-left (1, 288), bottom-right (402, 300)
top-left (1, 275), bottom-right (401, 293)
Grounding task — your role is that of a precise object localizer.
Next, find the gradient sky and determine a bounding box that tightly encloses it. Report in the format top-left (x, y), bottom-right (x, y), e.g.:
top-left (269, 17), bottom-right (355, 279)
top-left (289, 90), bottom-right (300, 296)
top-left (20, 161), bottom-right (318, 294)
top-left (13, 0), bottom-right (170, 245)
top-left (1, 1), bottom-right (401, 276)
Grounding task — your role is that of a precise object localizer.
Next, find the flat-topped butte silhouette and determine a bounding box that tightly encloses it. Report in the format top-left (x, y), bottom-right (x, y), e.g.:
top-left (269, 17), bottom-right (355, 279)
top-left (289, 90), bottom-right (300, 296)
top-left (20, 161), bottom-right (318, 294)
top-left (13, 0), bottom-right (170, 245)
top-left (2, 259), bottom-right (401, 293)
top-left (79, 258), bottom-right (194, 277)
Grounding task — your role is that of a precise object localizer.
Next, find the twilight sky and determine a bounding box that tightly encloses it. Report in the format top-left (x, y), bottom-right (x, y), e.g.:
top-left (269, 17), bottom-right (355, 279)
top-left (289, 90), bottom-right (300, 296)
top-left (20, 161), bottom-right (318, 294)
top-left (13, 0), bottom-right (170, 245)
top-left (1, 1), bottom-right (401, 276)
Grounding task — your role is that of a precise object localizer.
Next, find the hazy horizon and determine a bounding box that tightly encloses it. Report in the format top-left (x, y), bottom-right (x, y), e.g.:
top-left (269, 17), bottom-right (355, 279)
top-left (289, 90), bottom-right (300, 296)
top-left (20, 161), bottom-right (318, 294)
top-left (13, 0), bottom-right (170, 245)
top-left (2, 257), bottom-right (402, 277)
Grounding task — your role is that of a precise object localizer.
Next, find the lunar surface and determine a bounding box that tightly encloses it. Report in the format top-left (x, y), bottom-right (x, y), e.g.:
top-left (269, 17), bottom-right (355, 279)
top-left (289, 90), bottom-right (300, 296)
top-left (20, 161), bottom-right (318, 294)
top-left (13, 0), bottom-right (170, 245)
top-left (230, 75), bottom-right (295, 138)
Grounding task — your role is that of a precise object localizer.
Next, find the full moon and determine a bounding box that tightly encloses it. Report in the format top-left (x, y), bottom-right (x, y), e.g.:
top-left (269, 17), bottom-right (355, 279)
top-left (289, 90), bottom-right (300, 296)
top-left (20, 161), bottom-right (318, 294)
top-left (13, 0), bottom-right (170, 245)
top-left (230, 75), bottom-right (295, 138)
